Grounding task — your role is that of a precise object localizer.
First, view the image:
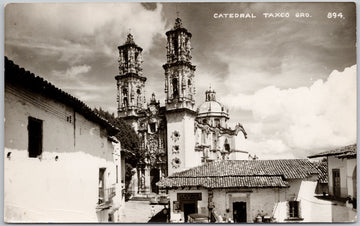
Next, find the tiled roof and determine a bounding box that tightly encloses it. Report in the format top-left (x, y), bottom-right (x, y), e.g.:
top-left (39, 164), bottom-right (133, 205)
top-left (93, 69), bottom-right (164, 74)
top-left (157, 159), bottom-right (318, 189)
top-left (311, 161), bottom-right (328, 183)
top-left (157, 176), bottom-right (289, 189)
top-left (171, 159), bottom-right (318, 179)
top-left (308, 144), bottom-right (357, 158)
top-left (336, 152), bottom-right (356, 159)
top-left (5, 57), bottom-right (119, 134)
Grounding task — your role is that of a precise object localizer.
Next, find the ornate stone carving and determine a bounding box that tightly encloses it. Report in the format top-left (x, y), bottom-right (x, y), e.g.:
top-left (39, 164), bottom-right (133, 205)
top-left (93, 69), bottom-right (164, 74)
top-left (172, 145), bottom-right (180, 154)
top-left (171, 157), bottom-right (181, 168)
top-left (148, 134), bottom-right (158, 154)
top-left (171, 130), bottom-right (180, 142)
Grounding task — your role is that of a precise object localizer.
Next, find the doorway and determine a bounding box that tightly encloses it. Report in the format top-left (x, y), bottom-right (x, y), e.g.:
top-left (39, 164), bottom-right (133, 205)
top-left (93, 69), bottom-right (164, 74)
top-left (150, 168), bottom-right (160, 194)
top-left (233, 201), bottom-right (247, 223)
top-left (183, 202), bottom-right (197, 222)
top-left (332, 169), bottom-right (340, 197)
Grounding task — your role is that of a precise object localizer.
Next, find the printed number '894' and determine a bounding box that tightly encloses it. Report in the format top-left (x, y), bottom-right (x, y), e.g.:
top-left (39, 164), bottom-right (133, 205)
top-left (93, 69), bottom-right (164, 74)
top-left (327, 12), bottom-right (344, 19)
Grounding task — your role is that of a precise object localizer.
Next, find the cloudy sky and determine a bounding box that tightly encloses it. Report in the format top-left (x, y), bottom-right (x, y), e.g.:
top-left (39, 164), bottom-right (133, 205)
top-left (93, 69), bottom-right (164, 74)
top-left (5, 2), bottom-right (356, 159)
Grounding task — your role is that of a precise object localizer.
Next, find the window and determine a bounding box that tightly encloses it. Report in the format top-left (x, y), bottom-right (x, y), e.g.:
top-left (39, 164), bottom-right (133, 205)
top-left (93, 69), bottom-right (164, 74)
top-left (149, 123), bottom-right (156, 133)
top-left (212, 133), bottom-right (217, 149)
top-left (123, 97), bottom-right (128, 108)
top-left (173, 37), bottom-right (178, 55)
top-left (28, 117), bottom-right (43, 158)
top-left (172, 78), bottom-right (179, 98)
top-left (201, 130), bottom-right (206, 144)
top-left (124, 51), bottom-right (128, 65)
top-left (122, 88), bottom-right (128, 96)
top-left (123, 88), bottom-right (129, 107)
top-left (289, 201), bottom-right (300, 218)
top-left (224, 139), bottom-right (230, 152)
top-left (98, 168), bottom-right (106, 204)
top-left (214, 119), bottom-right (220, 127)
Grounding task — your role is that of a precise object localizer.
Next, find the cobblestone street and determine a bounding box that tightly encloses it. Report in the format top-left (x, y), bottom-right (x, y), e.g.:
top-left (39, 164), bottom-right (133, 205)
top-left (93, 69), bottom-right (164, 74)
top-left (119, 200), bottom-right (165, 223)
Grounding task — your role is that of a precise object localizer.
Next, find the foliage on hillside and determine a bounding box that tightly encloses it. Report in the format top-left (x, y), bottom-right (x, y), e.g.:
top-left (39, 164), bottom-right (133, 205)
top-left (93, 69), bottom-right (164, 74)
top-left (93, 107), bottom-right (144, 167)
top-left (94, 107), bottom-right (145, 193)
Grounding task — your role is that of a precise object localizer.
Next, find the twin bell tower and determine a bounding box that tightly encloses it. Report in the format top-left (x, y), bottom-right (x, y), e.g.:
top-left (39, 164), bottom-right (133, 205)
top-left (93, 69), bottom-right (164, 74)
top-left (115, 17), bottom-right (201, 175)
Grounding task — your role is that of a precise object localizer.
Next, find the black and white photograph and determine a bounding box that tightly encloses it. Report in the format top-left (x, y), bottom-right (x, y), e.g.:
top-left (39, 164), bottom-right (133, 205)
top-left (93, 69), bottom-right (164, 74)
top-left (3, 2), bottom-right (357, 223)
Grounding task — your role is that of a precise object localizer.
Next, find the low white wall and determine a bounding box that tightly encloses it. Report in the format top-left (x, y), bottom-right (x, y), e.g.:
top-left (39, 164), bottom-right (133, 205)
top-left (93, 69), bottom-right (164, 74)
top-left (4, 149), bottom-right (118, 223)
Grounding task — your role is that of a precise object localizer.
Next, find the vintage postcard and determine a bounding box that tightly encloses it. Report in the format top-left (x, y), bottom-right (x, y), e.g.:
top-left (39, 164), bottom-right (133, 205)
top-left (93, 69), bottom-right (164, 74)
top-left (3, 2), bottom-right (357, 223)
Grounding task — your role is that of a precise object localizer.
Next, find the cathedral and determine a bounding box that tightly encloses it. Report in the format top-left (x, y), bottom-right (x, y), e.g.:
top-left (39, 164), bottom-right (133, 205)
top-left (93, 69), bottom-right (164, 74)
top-left (115, 18), bottom-right (248, 195)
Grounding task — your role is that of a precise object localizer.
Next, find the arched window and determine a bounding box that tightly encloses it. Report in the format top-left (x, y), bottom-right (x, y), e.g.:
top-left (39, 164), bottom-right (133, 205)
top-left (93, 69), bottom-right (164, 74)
top-left (188, 79), bottom-right (191, 86)
top-left (172, 78), bottom-right (179, 98)
top-left (215, 119), bottom-right (220, 127)
top-left (123, 97), bottom-right (128, 108)
top-left (122, 88), bottom-right (128, 96)
top-left (212, 133), bottom-right (217, 150)
top-left (124, 51), bottom-right (128, 68)
top-left (122, 88), bottom-right (129, 108)
top-left (173, 37), bottom-right (178, 55)
top-left (224, 139), bottom-right (230, 152)
top-left (201, 130), bottom-right (206, 145)
top-left (136, 89), bottom-right (142, 106)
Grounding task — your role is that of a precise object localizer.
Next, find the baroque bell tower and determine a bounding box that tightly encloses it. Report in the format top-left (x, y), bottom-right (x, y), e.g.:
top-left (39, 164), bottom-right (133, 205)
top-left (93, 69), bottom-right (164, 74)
top-left (164, 18), bottom-right (201, 175)
top-left (115, 33), bottom-right (146, 117)
top-left (164, 17), bottom-right (196, 111)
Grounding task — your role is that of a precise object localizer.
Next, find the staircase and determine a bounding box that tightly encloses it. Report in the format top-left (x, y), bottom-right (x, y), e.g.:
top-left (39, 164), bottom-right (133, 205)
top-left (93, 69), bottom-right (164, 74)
top-left (129, 193), bottom-right (157, 201)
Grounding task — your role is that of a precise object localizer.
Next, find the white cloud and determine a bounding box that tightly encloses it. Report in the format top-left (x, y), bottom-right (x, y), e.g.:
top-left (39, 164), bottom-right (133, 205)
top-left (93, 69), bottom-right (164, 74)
top-left (50, 65), bottom-right (115, 108)
top-left (223, 65), bottom-right (357, 158)
top-left (62, 65), bottom-right (92, 78)
top-left (241, 139), bottom-right (296, 160)
top-left (5, 3), bottom-right (166, 63)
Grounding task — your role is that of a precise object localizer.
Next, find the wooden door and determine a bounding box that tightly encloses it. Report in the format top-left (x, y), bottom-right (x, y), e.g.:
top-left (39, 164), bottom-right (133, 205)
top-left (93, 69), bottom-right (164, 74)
top-left (332, 169), bottom-right (341, 197)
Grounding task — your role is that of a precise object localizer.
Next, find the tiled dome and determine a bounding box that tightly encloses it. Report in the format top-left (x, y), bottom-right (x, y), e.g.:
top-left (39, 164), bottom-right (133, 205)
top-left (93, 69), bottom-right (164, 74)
top-left (197, 88), bottom-right (229, 119)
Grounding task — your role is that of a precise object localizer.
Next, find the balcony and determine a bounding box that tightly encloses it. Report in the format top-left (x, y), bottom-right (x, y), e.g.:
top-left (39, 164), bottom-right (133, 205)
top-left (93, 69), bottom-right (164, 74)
top-left (97, 185), bottom-right (117, 210)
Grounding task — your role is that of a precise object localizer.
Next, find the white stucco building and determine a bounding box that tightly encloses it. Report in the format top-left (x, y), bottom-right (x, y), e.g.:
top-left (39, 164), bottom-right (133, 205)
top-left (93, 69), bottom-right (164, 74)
top-left (308, 144), bottom-right (357, 202)
top-left (4, 57), bottom-right (126, 223)
top-left (158, 159), bottom-right (357, 223)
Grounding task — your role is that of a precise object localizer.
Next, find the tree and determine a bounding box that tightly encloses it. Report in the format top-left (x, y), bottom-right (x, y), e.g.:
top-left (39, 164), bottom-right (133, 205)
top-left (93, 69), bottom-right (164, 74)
top-left (94, 107), bottom-right (144, 190)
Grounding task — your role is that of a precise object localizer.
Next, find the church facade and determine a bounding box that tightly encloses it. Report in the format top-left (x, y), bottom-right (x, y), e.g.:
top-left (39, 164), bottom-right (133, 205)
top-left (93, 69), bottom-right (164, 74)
top-left (115, 18), bottom-right (248, 195)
